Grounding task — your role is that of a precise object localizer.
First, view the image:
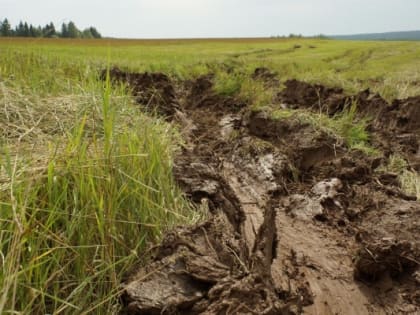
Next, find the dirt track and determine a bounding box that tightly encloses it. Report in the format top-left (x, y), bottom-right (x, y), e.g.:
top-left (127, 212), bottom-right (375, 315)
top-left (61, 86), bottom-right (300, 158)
top-left (106, 68), bottom-right (420, 314)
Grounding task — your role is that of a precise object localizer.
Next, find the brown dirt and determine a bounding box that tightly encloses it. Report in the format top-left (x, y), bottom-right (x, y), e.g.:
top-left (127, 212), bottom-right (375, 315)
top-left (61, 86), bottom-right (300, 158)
top-left (106, 70), bottom-right (420, 314)
top-left (278, 79), bottom-right (420, 171)
top-left (373, 96), bottom-right (420, 169)
top-left (252, 67), bottom-right (279, 87)
top-left (277, 79), bottom-right (345, 114)
top-left (104, 67), bottom-right (179, 116)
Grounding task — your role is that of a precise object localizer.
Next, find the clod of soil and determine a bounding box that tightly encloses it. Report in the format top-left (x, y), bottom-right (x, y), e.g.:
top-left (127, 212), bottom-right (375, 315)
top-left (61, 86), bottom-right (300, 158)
top-left (104, 67), bottom-right (179, 116)
top-left (373, 95), bottom-right (420, 169)
top-left (252, 67), bottom-right (279, 86)
top-left (277, 79), bottom-right (345, 113)
top-left (122, 215), bottom-right (276, 315)
top-left (283, 178), bottom-right (344, 222)
top-left (246, 110), bottom-right (339, 172)
top-left (354, 239), bottom-right (419, 281)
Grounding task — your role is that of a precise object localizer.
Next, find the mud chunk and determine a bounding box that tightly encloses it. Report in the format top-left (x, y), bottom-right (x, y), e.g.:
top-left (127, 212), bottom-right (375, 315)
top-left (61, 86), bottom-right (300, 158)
top-left (123, 265), bottom-right (207, 314)
top-left (284, 194), bottom-right (325, 221)
top-left (278, 79), bottom-right (344, 113)
top-left (246, 111), bottom-right (289, 139)
top-left (252, 153), bottom-right (291, 192)
top-left (246, 110), bottom-right (339, 172)
top-left (185, 74), bottom-right (246, 112)
top-left (354, 239), bottom-right (419, 282)
top-left (219, 114), bottom-right (241, 139)
top-left (176, 162), bottom-right (220, 198)
top-left (121, 217), bottom-right (238, 314)
top-left (252, 67), bottom-right (279, 86)
top-left (381, 96), bottom-right (420, 132)
top-left (339, 164), bottom-right (372, 182)
top-left (121, 212), bottom-right (291, 315)
top-left (378, 173), bottom-right (400, 187)
top-left (312, 178), bottom-right (343, 202)
top-left (369, 95), bottom-right (420, 163)
top-left (174, 160), bottom-right (246, 231)
top-left (297, 142), bottom-right (337, 171)
top-left (284, 179), bottom-right (344, 222)
top-left (103, 67), bottom-right (179, 116)
top-left (190, 74), bottom-right (214, 96)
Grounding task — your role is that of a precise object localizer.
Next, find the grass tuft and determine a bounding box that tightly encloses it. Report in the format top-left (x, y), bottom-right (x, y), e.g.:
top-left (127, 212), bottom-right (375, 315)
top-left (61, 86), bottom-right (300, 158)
top-left (0, 76), bottom-right (197, 314)
top-left (383, 154), bottom-right (420, 200)
top-left (269, 102), bottom-right (376, 155)
top-left (214, 70), bottom-right (246, 97)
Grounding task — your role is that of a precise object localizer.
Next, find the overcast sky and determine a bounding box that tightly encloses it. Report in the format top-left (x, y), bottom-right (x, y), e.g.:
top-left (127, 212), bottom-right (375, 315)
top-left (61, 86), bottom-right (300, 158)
top-left (1, 0), bottom-right (420, 38)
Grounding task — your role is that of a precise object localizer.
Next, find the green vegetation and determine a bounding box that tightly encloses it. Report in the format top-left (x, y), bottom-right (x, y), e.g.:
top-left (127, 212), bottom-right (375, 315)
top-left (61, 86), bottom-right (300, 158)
top-left (0, 37), bottom-right (419, 313)
top-left (0, 46), bottom-right (197, 314)
top-left (214, 70), bottom-right (246, 96)
top-left (240, 79), bottom-right (275, 109)
top-left (2, 37), bottom-right (420, 99)
top-left (383, 155), bottom-right (420, 199)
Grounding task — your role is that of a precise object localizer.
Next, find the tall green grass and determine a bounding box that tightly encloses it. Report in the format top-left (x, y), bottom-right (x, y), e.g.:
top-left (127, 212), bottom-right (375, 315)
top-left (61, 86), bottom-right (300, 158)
top-left (0, 66), bottom-right (196, 314)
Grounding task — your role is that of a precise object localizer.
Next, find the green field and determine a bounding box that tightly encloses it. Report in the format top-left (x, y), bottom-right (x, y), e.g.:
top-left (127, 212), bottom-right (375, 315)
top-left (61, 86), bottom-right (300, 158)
top-left (1, 37), bottom-right (419, 314)
top-left (2, 37), bottom-right (420, 98)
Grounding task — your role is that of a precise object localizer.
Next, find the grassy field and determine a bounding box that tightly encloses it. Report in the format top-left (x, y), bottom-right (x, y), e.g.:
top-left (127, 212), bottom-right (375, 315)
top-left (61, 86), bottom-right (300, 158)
top-left (2, 37), bottom-right (420, 98)
top-left (0, 37), bottom-right (419, 314)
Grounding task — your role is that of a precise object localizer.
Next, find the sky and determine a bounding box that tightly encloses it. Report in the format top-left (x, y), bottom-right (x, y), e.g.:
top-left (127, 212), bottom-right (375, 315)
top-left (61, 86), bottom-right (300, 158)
top-left (1, 0), bottom-right (420, 38)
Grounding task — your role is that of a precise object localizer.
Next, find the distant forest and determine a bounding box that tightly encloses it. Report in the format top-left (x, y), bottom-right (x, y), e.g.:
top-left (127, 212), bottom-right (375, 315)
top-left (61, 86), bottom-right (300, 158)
top-left (0, 19), bottom-right (101, 38)
top-left (331, 30), bottom-right (420, 41)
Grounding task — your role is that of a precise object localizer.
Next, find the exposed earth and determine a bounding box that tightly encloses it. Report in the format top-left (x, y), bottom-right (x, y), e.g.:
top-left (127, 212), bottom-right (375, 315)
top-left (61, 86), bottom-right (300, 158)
top-left (105, 68), bottom-right (420, 315)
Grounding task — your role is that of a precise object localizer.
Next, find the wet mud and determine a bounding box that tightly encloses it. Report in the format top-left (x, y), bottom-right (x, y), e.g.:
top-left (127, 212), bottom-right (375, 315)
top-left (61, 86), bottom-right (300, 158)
top-left (106, 68), bottom-right (419, 314)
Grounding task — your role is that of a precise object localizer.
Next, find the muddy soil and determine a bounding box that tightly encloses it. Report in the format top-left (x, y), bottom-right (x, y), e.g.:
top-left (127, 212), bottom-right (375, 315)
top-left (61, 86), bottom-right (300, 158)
top-left (103, 67), bottom-right (179, 116)
top-left (277, 80), bottom-right (420, 170)
top-left (106, 69), bottom-right (419, 314)
top-left (252, 67), bottom-right (279, 87)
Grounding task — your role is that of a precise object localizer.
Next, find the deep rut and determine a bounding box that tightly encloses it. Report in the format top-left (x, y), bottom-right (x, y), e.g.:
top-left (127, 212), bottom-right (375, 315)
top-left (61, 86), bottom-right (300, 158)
top-left (106, 69), bottom-right (419, 315)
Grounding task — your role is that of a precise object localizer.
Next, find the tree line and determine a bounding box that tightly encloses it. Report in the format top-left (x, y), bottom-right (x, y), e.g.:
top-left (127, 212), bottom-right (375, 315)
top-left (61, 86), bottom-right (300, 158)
top-left (0, 19), bottom-right (102, 38)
